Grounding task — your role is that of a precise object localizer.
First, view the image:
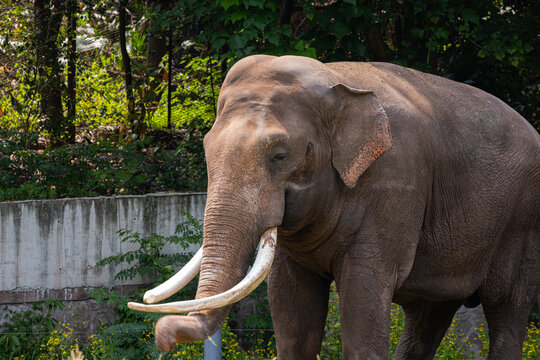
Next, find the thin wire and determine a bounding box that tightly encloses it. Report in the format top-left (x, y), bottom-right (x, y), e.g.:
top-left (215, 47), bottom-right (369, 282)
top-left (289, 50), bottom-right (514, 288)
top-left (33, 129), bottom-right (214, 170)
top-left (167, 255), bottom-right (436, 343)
top-left (0, 329), bottom-right (274, 335)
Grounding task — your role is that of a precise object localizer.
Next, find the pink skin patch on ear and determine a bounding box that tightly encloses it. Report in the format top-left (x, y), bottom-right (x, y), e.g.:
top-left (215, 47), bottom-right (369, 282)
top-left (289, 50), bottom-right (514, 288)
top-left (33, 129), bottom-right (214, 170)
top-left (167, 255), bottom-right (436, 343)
top-left (342, 121), bottom-right (391, 188)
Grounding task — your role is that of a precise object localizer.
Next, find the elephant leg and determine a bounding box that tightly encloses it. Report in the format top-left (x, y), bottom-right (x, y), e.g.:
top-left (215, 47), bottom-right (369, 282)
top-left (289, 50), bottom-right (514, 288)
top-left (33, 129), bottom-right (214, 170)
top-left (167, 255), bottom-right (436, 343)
top-left (392, 300), bottom-right (461, 360)
top-left (481, 290), bottom-right (534, 360)
top-left (479, 226), bottom-right (539, 360)
top-left (268, 246), bottom-right (331, 360)
top-left (335, 257), bottom-right (396, 359)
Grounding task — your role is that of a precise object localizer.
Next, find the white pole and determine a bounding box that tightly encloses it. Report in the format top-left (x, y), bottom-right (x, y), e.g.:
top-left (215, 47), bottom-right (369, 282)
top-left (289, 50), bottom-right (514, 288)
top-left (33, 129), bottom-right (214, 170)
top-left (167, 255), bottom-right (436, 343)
top-left (203, 328), bottom-right (222, 360)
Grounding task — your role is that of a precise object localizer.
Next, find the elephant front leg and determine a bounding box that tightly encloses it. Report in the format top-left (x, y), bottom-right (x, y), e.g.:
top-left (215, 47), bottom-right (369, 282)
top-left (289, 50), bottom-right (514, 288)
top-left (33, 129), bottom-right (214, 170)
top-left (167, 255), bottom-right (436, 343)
top-left (268, 246), bottom-right (331, 359)
top-left (336, 254), bottom-right (396, 360)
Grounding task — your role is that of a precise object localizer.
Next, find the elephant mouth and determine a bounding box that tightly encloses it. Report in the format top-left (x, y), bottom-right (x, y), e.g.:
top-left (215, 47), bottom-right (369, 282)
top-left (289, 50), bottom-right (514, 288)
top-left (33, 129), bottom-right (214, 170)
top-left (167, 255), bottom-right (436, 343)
top-left (127, 227), bottom-right (277, 313)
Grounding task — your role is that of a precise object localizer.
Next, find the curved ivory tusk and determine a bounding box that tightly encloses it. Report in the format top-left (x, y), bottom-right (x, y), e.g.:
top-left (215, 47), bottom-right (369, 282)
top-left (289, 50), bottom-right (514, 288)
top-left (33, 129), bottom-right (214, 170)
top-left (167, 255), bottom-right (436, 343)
top-left (128, 227), bottom-right (277, 313)
top-left (143, 247), bottom-right (203, 304)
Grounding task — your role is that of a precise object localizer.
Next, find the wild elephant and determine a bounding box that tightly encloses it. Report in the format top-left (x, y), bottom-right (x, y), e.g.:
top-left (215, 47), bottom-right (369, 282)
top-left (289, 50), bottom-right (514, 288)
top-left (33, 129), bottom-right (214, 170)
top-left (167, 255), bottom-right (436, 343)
top-left (129, 55), bottom-right (540, 359)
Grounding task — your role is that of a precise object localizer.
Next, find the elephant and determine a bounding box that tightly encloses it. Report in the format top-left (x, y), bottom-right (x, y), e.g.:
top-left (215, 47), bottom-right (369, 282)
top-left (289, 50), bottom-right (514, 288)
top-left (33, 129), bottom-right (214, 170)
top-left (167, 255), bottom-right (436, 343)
top-left (128, 55), bottom-right (540, 359)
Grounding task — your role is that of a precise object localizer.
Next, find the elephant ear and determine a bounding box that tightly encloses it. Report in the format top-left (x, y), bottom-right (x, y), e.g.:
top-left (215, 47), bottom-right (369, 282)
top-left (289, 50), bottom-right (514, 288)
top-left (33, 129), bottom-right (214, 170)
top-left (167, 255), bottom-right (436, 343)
top-left (330, 83), bottom-right (392, 188)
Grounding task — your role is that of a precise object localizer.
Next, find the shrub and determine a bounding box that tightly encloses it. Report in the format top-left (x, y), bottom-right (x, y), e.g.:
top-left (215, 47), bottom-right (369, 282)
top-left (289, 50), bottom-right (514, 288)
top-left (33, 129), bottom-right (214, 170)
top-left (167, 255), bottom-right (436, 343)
top-left (150, 56), bottom-right (221, 133)
top-left (38, 323), bottom-right (79, 360)
top-left (0, 129), bottom-right (207, 202)
top-left (0, 299), bottom-right (63, 359)
top-left (75, 56), bottom-right (127, 129)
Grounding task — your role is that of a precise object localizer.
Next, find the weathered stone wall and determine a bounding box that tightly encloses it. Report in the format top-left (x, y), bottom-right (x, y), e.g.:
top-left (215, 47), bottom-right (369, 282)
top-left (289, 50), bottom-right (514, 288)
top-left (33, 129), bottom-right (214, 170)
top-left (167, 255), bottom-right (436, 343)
top-left (0, 193), bottom-right (206, 340)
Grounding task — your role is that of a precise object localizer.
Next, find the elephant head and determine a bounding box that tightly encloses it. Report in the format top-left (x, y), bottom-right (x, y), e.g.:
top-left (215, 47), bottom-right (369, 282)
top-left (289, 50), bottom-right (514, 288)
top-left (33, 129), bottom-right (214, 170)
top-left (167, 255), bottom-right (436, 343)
top-left (128, 55), bottom-right (391, 351)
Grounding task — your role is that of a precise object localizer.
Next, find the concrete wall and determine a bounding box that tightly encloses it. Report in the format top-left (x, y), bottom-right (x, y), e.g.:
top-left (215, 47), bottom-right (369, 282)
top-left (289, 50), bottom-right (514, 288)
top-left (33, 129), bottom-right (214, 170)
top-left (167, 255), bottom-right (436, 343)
top-left (0, 193), bottom-right (206, 304)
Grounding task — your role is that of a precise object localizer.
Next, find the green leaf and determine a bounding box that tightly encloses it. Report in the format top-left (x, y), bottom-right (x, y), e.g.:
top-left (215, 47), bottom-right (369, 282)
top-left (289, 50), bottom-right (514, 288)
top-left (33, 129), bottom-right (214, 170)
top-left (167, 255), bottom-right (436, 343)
top-left (11, 335), bottom-right (20, 347)
top-left (435, 29), bottom-right (449, 40)
top-left (266, 33), bottom-right (279, 46)
top-left (281, 24), bottom-right (292, 37)
top-left (229, 34), bottom-right (244, 49)
top-left (295, 47), bottom-right (317, 58)
top-left (331, 21), bottom-right (348, 40)
top-left (343, 0), bottom-right (356, 5)
top-left (219, 0), bottom-right (239, 10)
top-left (294, 40), bottom-right (305, 52)
top-left (410, 27), bottom-right (424, 38)
top-left (212, 37), bottom-right (226, 50)
top-left (244, 0), bottom-right (265, 9)
top-left (9, 93), bottom-right (23, 114)
top-left (133, 173), bottom-right (147, 184)
top-left (230, 9), bottom-right (247, 23)
top-left (462, 8), bottom-right (479, 24)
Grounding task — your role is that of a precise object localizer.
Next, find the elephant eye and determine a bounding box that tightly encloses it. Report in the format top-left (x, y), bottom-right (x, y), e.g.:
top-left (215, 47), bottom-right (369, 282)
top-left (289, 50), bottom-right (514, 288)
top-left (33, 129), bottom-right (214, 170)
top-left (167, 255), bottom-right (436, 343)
top-left (272, 153), bottom-right (287, 162)
top-left (306, 142), bottom-right (313, 156)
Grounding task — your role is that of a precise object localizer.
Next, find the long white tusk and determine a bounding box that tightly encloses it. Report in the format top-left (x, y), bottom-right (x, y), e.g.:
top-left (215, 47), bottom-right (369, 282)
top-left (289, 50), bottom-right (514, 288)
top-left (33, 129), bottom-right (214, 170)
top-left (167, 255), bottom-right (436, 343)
top-left (128, 227), bottom-right (277, 313)
top-left (142, 247), bottom-right (203, 304)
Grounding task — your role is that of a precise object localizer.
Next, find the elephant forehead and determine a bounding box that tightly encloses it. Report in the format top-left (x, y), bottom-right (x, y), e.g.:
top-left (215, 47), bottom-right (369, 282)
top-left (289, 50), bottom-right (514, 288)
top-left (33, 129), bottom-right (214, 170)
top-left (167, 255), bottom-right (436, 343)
top-left (205, 109), bottom-right (289, 155)
top-left (225, 55), bottom-right (332, 88)
top-left (216, 83), bottom-right (325, 130)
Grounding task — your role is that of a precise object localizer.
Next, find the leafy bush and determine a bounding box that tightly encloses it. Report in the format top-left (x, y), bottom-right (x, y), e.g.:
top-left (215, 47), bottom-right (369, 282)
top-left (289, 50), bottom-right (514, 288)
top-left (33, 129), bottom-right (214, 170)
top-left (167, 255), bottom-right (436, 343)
top-left (151, 56), bottom-right (221, 133)
top-left (0, 299), bottom-right (63, 359)
top-left (0, 129), bottom-right (207, 202)
top-left (37, 323), bottom-right (79, 360)
top-left (76, 56), bottom-right (127, 129)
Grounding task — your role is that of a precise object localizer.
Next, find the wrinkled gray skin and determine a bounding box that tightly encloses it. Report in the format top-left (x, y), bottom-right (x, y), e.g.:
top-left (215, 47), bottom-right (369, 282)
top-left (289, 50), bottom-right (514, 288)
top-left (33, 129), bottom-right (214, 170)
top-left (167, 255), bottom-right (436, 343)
top-left (155, 55), bottom-right (540, 359)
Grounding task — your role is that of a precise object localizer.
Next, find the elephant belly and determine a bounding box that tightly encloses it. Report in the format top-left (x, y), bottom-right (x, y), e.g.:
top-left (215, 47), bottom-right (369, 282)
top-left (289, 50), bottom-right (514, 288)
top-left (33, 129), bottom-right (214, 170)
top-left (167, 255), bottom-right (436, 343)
top-left (394, 262), bottom-right (486, 304)
top-left (394, 227), bottom-right (505, 304)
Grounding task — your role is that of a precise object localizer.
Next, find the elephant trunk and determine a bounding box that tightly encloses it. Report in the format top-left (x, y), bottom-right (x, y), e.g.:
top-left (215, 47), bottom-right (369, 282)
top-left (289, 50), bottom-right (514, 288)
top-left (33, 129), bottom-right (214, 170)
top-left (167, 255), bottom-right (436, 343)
top-left (128, 193), bottom-right (279, 351)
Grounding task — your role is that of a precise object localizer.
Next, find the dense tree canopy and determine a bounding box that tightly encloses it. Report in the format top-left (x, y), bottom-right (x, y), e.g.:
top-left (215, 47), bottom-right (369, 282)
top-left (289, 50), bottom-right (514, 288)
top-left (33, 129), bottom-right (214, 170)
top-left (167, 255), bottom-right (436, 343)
top-left (186, 0), bottom-right (539, 128)
top-left (0, 0), bottom-right (538, 145)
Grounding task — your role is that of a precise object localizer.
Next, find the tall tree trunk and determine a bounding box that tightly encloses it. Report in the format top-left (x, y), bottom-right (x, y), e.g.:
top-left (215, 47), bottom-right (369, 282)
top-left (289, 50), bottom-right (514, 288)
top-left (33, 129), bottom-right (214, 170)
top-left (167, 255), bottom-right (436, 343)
top-left (66, 0), bottom-right (77, 143)
top-left (118, 0), bottom-right (134, 133)
top-left (279, 0), bottom-right (294, 25)
top-left (365, 28), bottom-right (390, 61)
top-left (34, 0), bottom-right (66, 146)
top-left (145, 0), bottom-right (173, 115)
top-left (167, 26), bottom-right (172, 129)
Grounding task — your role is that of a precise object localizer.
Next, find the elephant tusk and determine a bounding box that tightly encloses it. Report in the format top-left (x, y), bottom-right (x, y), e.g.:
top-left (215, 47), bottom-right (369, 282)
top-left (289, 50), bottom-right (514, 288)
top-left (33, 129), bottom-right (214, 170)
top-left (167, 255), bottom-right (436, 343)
top-left (142, 247), bottom-right (203, 304)
top-left (128, 227), bottom-right (277, 313)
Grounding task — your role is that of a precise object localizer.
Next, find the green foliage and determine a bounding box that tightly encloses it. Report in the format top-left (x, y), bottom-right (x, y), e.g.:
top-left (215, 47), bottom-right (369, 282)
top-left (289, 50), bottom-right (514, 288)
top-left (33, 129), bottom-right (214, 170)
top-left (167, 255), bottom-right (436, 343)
top-left (0, 129), bottom-right (207, 201)
top-left (1, 0), bottom-right (537, 143)
top-left (37, 323), bottom-right (79, 360)
top-left (320, 282), bottom-right (342, 358)
top-left (168, 0), bottom-right (315, 66)
top-left (0, 66), bottom-right (39, 132)
top-left (75, 56), bottom-right (127, 129)
top-left (86, 213), bottom-right (203, 359)
top-left (0, 299), bottom-right (63, 359)
top-left (151, 56), bottom-right (221, 132)
top-left (297, 0), bottom-right (538, 127)
top-left (95, 212), bottom-right (202, 286)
